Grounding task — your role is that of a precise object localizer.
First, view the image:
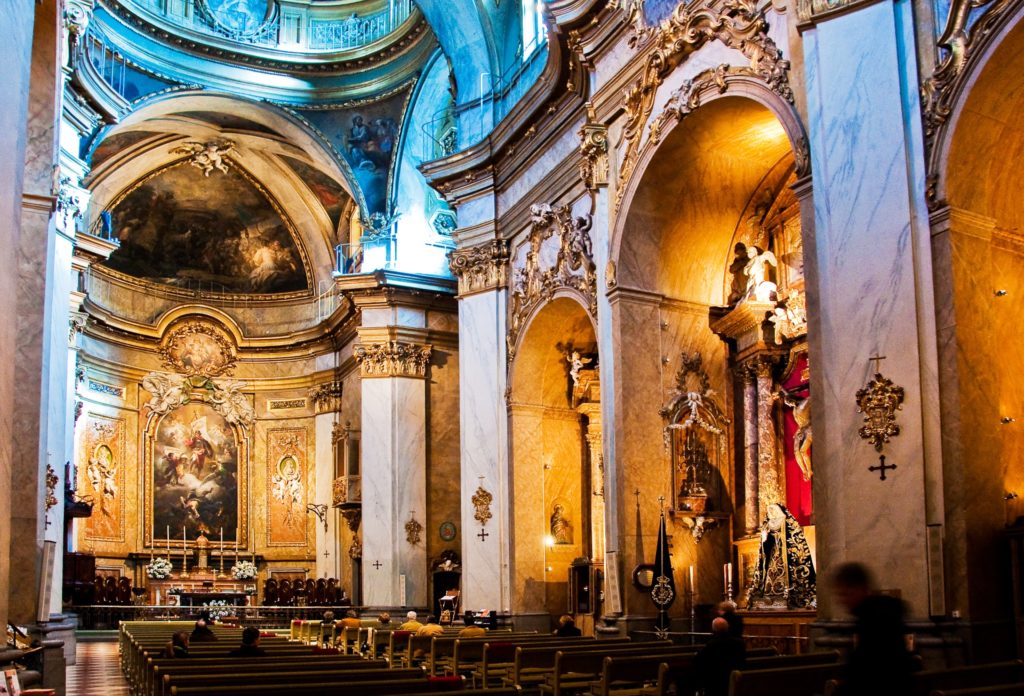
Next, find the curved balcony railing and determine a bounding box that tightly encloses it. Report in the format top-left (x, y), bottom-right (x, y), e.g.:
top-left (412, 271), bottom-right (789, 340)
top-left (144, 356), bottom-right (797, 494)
top-left (121, 0), bottom-right (413, 53)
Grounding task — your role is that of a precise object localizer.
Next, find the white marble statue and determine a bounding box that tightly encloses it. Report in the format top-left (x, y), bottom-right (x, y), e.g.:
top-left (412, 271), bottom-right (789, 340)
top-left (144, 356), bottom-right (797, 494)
top-left (567, 350), bottom-right (593, 387)
top-left (743, 246), bottom-right (778, 303)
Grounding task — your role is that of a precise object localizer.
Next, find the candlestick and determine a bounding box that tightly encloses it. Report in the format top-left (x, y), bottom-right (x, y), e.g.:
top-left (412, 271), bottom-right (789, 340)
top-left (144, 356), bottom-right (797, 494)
top-left (234, 538), bottom-right (238, 565)
top-left (180, 526), bottom-right (190, 578)
top-left (218, 527), bottom-right (227, 578)
top-left (166, 525), bottom-right (170, 556)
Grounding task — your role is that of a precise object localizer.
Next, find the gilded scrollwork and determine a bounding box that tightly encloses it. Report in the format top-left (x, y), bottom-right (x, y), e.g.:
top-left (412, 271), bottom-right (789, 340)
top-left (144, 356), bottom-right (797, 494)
top-left (354, 341), bottom-right (433, 378)
top-left (507, 204), bottom-right (597, 360)
top-left (405, 516), bottom-right (423, 545)
top-left (855, 372), bottom-right (905, 452)
top-left (448, 240), bottom-right (510, 295)
top-left (615, 0), bottom-right (793, 211)
top-left (141, 371), bottom-right (255, 430)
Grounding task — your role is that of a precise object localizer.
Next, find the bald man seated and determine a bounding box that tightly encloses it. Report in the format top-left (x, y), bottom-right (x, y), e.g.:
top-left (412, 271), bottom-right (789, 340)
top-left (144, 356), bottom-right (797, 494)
top-left (695, 617), bottom-right (746, 696)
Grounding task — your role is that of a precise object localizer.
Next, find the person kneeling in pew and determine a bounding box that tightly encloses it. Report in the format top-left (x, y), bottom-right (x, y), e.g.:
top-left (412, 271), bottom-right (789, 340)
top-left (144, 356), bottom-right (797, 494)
top-left (228, 627), bottom-right (267, 657)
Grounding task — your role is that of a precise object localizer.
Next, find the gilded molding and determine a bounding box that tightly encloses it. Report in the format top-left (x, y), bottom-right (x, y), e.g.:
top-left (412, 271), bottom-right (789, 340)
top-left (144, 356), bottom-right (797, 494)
top-left (578, 102), bottom-right (609, 191)
top-left (472, 485), bottom-right (493, 526)
top-left (158, 319), bottom-right (237, 378)
top-left (309, 380), bottom-right (343, 414)
top-left (448, 240), bottom-right (510, 296)
top-left (141, 372), bottom-right (256, 430)
top-left (508, 204), bottom-right (597, 361)
top-left (615, 0), bottom-right (794, 211)
top-left (921, 0), bottom-right (1015, 207)
top-left (354, 340), bottom-right (432, 378)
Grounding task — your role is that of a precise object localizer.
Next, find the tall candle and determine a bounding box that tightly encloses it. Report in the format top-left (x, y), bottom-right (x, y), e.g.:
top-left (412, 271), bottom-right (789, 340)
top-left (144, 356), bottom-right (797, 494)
top-left (166, 525), bottom-right (170, 555)
top-left (220, 527), bottom-right (223, 555)
top-left (234, 538), bottom-right (238, 564)
top-left (688, 565), bottom-right (695, 593)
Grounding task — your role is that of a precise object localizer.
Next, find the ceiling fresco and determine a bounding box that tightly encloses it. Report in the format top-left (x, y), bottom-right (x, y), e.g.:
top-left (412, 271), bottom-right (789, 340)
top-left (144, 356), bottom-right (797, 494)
top-left (101, 161), bottom-right (309, 294)
top-left (297, 85), bottom-right (411, 215)
top-left (177, 111), bottom-right (281, 135)
top-left (281, 155), bottom-right (348, 233)
top-left (91, 130), bottom-right (160, 167)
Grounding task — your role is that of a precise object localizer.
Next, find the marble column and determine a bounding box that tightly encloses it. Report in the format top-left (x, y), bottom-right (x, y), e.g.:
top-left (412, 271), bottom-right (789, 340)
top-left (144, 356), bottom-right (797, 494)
top-left (738, 364), bottom-right (759, 533)
top-left (754, 358), bottom-right (782, 517)
top-left (0, 0), bottom-right (35, 631)
top-left (448, 241), bottom-right (511, 612)
top-left (579, 404), bottom-right (604, 563)
top-left (10, 0), bottom-right (66, 625)
top-left (801, 0), bottom-right (940, 618)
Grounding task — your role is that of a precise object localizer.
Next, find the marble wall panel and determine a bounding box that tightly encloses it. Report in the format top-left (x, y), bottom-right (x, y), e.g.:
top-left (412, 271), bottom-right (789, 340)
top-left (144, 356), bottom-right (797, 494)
top-left (509, 407), bottom-right (547, 614)
top-left (266, 427), bottom-right (309, 547)
top-left (426, 340), bottom-right (461, 582)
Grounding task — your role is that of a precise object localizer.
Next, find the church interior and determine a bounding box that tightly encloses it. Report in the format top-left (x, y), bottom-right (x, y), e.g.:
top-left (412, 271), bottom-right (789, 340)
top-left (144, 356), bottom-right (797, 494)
top-left (2, 0), bottom-right (1024, 692)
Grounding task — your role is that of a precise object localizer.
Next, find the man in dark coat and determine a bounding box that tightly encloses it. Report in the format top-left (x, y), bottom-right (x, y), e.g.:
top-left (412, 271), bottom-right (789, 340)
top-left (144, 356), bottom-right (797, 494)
top-left (695, 617), bottom-right (746, 696)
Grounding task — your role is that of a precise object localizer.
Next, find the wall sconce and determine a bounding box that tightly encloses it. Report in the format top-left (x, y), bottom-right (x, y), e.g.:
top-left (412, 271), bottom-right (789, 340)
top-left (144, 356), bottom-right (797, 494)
top-left (1002, 417), bottom-right (1016, 425)
top-left (544, 535), bottom-right (555, 548)
top-left (306, 503), bottom-right (328, 533)
top-left (995, 289), bottom-right (1008, 297)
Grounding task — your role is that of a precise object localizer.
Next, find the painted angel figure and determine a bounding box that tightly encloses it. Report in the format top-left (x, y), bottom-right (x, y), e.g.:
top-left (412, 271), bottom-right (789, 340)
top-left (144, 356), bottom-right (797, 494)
top-left (743, 246), bottom-right (778, 303)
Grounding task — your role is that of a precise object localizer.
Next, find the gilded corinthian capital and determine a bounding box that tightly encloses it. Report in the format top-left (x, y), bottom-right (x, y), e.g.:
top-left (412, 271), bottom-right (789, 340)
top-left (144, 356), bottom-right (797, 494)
top-left (353, 341), bottom-right (433, 378)
top-left (448, 240), bottom-right (509, 296)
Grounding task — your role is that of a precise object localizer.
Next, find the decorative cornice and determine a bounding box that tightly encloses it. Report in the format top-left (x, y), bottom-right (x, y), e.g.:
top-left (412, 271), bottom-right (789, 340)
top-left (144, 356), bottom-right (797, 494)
top-left (507, 204), bottom-right (598, 361)
top-left (578, 102), bottom-right (609, 191)
top-left (615, 0), bottom-right (793, 212)
top-left (353, 340), bottom-right (432, 378)
top-left (448, 240), bottom-right (510, 296)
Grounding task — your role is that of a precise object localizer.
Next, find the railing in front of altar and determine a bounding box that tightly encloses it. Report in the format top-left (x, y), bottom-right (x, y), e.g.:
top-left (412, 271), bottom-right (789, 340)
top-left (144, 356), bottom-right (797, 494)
top-left (72, 604), bottom-right (365, 630)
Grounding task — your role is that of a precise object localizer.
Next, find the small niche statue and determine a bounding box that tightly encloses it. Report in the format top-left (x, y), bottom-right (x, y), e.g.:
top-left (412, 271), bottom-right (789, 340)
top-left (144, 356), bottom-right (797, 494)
top-left (743, 246), bottom-right (778, 303)
top-left (550, 504), bottom-right (573, 545)
top-left (746, 503), bottom-right (816, 610)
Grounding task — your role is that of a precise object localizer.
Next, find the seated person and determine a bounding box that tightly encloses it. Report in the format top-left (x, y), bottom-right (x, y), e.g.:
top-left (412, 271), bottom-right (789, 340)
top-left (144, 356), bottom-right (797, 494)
top-left (554, 614), bottom-right (582, 637)
top-left (398, 610), bottom-right (422, 631)
top-left (190, 618), bottom-right (217, 642)
top-left (458, 613), bottom-right (486, 638)
top-left (694, 617), bottom-right (746, 696)
top-left (339, 609), bottom-right (361, 631)
top-left (376, 611), bottom-right (391, 627)
top-left (228, 627), bottom-right (267, 657)
top-left (416, 615), bottom-right (444, 637)
top-left (717, 600), bottom-right (744, 639)
top-left (319, 611), bottom-right (335, 646)
top-left (164, 631), bottom-right (189, 658)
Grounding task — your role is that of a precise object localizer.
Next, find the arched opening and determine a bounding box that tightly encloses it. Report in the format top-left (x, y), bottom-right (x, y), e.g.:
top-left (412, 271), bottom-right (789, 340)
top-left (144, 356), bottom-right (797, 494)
top-left (509, 296), bottom-right (600, 630)
top-left (612, 94), bottom-right (816, 632)
top-left (934, 14), bottom-right (1024, 652)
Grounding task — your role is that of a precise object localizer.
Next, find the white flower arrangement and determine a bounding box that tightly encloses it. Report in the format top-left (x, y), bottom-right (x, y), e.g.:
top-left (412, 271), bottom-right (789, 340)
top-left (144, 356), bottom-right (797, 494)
top-left (147, 556), bottom-right (173, 579)
top-left (231, 560), bottom-right (257, 580)
top-left (203, 599), bottom-right (232, 621)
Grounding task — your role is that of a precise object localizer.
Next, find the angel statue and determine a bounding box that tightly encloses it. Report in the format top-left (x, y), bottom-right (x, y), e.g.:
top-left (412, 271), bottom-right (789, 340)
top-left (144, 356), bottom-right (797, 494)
top-left (566, 350), bottom-right (593, 387)
top-left (171, 140), bottom-right (235, 177)
top-left (141, 372), bottom-right (188, 415)
top-left (743, 246), bottom-right (778, 303)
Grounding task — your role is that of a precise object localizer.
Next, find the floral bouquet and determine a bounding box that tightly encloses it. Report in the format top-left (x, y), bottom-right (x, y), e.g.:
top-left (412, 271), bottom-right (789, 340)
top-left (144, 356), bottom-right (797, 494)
top-left (231, 560), bottom-right (257, 580)
top-left (147, 556), bottom-right (173, 579)
top-left (203, 599), bottom-right (232, 622)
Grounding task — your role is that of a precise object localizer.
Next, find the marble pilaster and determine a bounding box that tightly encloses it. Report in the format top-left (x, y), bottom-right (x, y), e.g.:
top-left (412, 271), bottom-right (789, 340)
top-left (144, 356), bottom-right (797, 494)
top-left (314, 412), bottom-right (341, 579)
top-left (755, 358), bottom-right (782, 517)
top-left (0, 0), bottom-right (36, 633)
top-left (579, 404), bottom-right (605, 563)
top-left (801, 0), bottom-right (939, 618)
top-left (739, 365), bottom-right (759, 533)
top-left (10, 0), bottom-right (65, 625)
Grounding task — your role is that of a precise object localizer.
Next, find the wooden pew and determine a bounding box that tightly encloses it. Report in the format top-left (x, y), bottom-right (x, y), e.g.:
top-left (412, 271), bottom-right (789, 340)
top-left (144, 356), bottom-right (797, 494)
top-left (169, 683), bottom-right (519, 696)
top-left (476, 638), bottom-right (630, 688)
top-left (931, 687), bottom-right (1024, 696)
top-left (426, 631), bottom-right (539, 676)
top-left (153, 656), bottom-right (384, 696)
top-left (163, 666), bottom-right (425, 694)
top-left (912, 662), bottom-right (1024, 696)
top-left (590, 651), bottom-right (700, 696)
top-left (625, 649), bottom-right (828, 696)
top-left (539, 645), bottom-right (699, 696)
top-left (728, 663), bottom-right (844, 696)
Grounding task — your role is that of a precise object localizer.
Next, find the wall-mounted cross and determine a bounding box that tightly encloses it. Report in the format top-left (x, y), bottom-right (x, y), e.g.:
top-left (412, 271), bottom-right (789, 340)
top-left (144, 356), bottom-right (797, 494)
top-left (869, 455), bottom-right (897, 481)
top-left (372, 560), bottom-right (382, 570)
top-left (869, 354), bottom-right (887, 373)
top-left (477, 528), bottom-right (489, 542)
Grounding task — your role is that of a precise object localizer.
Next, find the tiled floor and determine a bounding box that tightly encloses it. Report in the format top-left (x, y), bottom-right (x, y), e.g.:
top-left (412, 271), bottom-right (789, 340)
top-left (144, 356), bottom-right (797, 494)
top-left (66, 640), bottom-right (130, 696)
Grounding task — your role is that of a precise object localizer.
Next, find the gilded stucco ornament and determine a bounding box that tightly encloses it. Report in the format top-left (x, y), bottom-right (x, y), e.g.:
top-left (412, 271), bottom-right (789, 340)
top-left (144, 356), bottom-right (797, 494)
top-left (448, 240), bottom-right (510, 295)
top-left (920, 0), bottom-right (1014, 206)
top-left (855, 371), bottom-right (905, 452)
top-left (141, 371), bottom-right (255, 430)
top-left (615, 0), bottom-right (793, 211)
top-left (309, 380), bottom-right (343, 414)
top-left (159, 321), bottom-right (236, 378)
top-left (354, 341), bottom-right (432, 378)
top-left (45, 463), bottom-right (60, 516)
top-left (171, 139), bottom-right (236, 177)
top-left (405, 515), bottom-right (423, 545)
top-left (507, 204), bottom-right (597, 361)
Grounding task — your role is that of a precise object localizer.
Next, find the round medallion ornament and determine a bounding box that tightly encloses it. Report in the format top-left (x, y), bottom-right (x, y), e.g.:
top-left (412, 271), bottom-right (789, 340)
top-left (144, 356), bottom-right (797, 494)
top-left (202, 0), bottom-right (274, 37)
top-left (439, 521), bottom-right (457, 542)
top-left (651, 575), bottom-right (675, 607)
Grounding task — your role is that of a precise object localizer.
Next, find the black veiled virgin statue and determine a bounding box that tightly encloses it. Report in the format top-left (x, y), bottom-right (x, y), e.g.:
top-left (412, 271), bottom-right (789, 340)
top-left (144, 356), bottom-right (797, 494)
top-left (746, 503), bottom-right (816, 610)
